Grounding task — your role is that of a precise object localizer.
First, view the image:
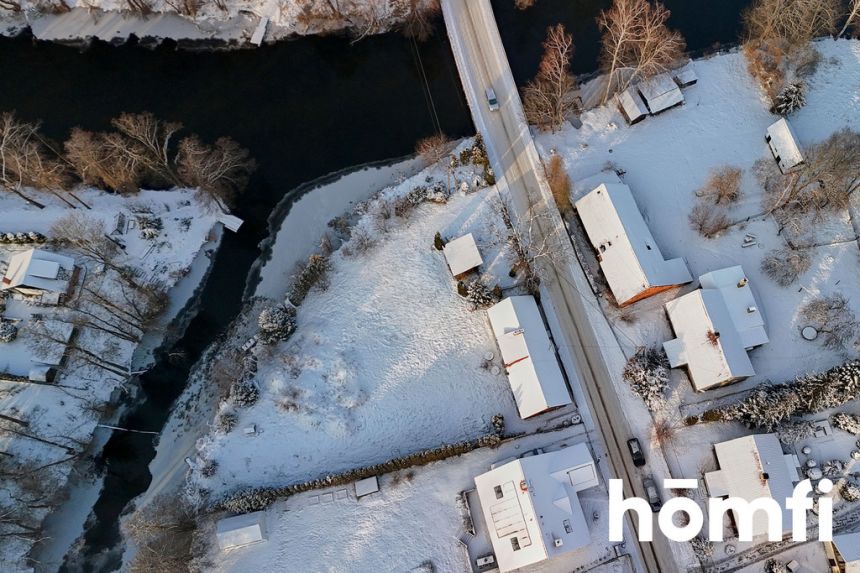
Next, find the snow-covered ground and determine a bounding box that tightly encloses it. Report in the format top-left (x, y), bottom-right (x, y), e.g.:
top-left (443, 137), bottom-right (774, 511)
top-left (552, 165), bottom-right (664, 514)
top-left (537, 38), bottom-right (860, 571)
top-left (0, 188), bottom-right (219, 571)
top-left (192, 141), bottom-right (585, 499)
top-left (1, 0), bottom-right (437, 45)
top-left (204, 426), bottom-right (631, 573)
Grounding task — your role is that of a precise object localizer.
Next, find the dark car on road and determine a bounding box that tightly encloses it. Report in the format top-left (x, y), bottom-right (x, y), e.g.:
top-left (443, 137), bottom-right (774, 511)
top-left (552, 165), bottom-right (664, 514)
top-left (643, 477), bottom-right (662, 512)
top-left (627, 437), bottom-right (646, 467)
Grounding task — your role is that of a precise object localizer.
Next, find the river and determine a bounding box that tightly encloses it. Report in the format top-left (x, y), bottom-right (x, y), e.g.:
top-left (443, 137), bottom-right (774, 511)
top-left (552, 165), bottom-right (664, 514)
top-left (0, 0), bottom-right (750, 569)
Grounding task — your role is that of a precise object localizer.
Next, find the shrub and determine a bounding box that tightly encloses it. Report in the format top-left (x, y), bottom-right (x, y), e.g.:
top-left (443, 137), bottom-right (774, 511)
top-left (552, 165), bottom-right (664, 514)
top-left (774, 82), bottom-right (806, 115)
top-left (822, 459), bottom-right (846, 478)
top-left (214, 411), bottom-right (238, 433)
top-left (831, 412), bottom-right (860, 435)
top-left (415, 133), bottom-right (451, 164)
top-left (200, 460), bottom-right (218, 478)
top-left (0, 321), bottom-right (18, 343)
top-left (841, 479), bottom-right (860, 502)
top-left (697, 166), bottom-right (742, 205)
top-left (764, 558), bottom-right (788, 573)
top-left (258, 304), bottom-right (297, 345)
top-left (761, 248), bottom-right (810, 287)
top-left (230, 381), bottom-right (259, 408)
top-left (689, 203), bottom-right (730, 238)
top-left (546, 154), bottom-right (571, 215)
top-left (742, 39), bottom-right (787, 103)
top-left (623, 347), bottom-right (670, 412)
top-left (433, 231), bottom-right (445, 251)
top-left (800, 293), bottom-right (858, 352)
top-left (466, 280), bottom-right (498, 309)
top-left (776, 420), bottom-right (816, 444)
top-left (289, 254), bottom-right (331, 305)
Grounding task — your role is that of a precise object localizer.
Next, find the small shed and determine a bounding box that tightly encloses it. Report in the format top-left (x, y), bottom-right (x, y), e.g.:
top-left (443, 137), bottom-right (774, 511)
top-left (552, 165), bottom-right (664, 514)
top-left (617, 87), bottom-right (648, 125)
top-left (1, 249), bottom-right (76, 302)
top-left (215, 511), bottom-right (267, 551)
top-left (355, 475), bottom-right (379, 498)
top-left (442, 233), bottom-right (483, 278)
top-left (217, 213), bottom-right (244, 233)
top-left (766, 118), bottom-right (804, 173)
top-left (673, 61), bottom-right (698, 87)
top-left (826, 531), bottom-right (860, 573)
top-left (29, 365), bottom-right (57, 383)
top-left (637, 73), bottom-right (684, 114)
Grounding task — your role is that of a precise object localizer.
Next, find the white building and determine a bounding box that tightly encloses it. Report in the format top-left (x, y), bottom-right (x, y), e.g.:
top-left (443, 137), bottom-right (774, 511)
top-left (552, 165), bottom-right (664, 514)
top-left (442, 233), bottom-right (483, 278)
top-left (766, 118), bottom-right (804, 173)
top-left (474, 444), bottom-right (599, 572)
top-left (637, 72), bottom-right (684, 114)
top-left (575, 183), bottom-right (692, 306)
top-left (826, 531), bottom-right (860, 573)
top-left (663, 266), bottom-right (768, 391)
top-left (617, 87), bottom-right (648, 125)
top-left (216, 511), bottom-right (267, 551)
top-left (1, 249), bottom-right (77, 304)
top-left (704, 433), bottom-right (800, 539)
top-left (486, 296), bottom-right (572, 419)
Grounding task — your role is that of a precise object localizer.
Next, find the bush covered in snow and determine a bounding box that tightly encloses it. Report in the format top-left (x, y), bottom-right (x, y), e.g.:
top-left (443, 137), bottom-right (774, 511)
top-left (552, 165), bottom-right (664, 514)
top-left (800, 294), bottom-right (859, 353)
top-left (712, 360), bottom-right (860, 430)
top-left (831, 412), bottom-right (860, 435)
top-left (691, 536), bottom-right (714, 561)
top-left (289, 254), bottom-right (331, 305)
top-left (623, 347), bottom-right (670, 412)
top-left (215, 411), bottom-right (238, 433)
top-left (822, 459), bottom-right (846, 479)
top-left (764, 558), bottom-right (788, 573)
top-left (776, 420), bottom-right (816, 444)
top-left (466, 280), bottom-right (498, 310)
top-left (258, 304), bottom-right (297, 345)
top-left (229, 381), bottom-right (259, 408)
top-left (761, 248), bottom-right (811, 287)
top-left (840, 479), bottom-right (860, 502)
top-left (0, 321), bottom-right (18, 343)
top-left (0, 231), bottom-right (47, 244)
top-left (774, 82), bottom-right (806, 115)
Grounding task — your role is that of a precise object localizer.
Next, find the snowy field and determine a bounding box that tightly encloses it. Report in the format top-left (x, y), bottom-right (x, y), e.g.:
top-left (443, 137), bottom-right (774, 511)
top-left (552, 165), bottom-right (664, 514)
top-left (204, 427), bottom-right (631, 573)
top-left (192, 142), bottom-right (581, 499)
top-left (0, 188), bottom-right (219, 571)
top-left (537, 39), bottom-right (860, 571)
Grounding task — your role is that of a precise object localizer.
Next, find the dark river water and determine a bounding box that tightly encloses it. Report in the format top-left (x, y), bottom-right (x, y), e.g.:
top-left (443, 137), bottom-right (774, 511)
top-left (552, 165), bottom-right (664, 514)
top-left (0, 0), bottom-right (749, 569)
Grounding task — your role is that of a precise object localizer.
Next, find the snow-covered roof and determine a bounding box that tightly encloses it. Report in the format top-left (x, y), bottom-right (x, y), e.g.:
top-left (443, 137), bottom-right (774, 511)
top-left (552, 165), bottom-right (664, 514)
top-left (617, 87), bottom-right (648, 124)
top-left (704, 434), bottom-right (800, 538)
top-left (570, 171), bottom-right (622, 204)
top-left (575, 183), bottom-right (692, 306)
top-left (663, 289), bottom-right (755, 391)
top-left (766, 118), bottom-right (804, 173)
top-left (698, 266), bottom-right (769, 349)
top-left (355, 475), bottom-right (379, 497)
top-left (443, 233), bottom-right (483, 277)
top-left (637, 73), bottom-right (684, 114)
top-left (833, 531), bottom-right (860, 564)
top-left (487, 296), bottom-right (571, 419)
top-left (216, 511), bottom-right (267, 551)
top-left (673, 61), bottom-right (698, 87)
top-left (1, 249), bottom-right (75, 294)
top-left (217, 213), bottom-right (244, 233)
top-left (474, 444), bottom-right (599, 572)
top-left (31, 321), bottom-right (75, 367)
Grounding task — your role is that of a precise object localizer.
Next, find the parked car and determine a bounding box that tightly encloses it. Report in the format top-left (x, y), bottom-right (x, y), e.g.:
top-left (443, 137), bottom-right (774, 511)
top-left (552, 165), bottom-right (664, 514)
top-left (485, 87), bottom-right (500, 111)
top-left (627, 438), bottom-right (646, 467)
top-left (643, 477), bottom-right (662, 512)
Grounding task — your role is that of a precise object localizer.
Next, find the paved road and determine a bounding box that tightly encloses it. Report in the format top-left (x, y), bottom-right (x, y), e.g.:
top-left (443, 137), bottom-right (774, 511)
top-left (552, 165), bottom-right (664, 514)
top-left (440, 1), bottom-right (681, 571)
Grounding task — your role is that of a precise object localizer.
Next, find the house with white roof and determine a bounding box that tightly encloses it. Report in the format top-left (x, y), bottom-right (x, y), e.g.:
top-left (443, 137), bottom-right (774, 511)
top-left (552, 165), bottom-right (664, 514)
top-left (825, 531), bottom-right (860, 573)
top-left (637, 72), bottom-right (684, 114)
top-left (443, 233), bottom-right (483, 278)
top-left (663, 266), bottom-right (768, 391)
top-left (486, 296), bottom-right (572, 419)
top-left (474, 444), bottom-right (599, 572)
top-left (1, 249), bottom-right (77, 305)
top-left (617, 87), bottom-right (648, 125)
top-left (704, 433), bottom-right (800, 539)
top-left (766, 118), bottom-right (804, 173)
top-left (575, 183), bottom-right (692, 306)
top-left (216, 511), bottom-right (267, 551)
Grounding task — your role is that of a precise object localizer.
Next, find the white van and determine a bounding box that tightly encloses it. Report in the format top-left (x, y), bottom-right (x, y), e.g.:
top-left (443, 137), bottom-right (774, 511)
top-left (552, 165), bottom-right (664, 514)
top-left (485, 87), bottom-right (499, 111)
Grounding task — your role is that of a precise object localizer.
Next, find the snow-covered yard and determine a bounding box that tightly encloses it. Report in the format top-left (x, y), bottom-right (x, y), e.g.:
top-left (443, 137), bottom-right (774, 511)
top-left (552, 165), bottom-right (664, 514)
top-left (537, 38), bottom-right (860, 571)
top-left (203, 426), bottom-right (630, 573)
top-left (0, 188), bottom-right (219, 571)
top-left (192, 141), bottom-right (584, 498)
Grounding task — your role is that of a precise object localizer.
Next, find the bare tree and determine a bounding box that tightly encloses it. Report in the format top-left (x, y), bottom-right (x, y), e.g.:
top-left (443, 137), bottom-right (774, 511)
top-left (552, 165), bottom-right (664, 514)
top-left (27, 320), bottom-right (130, 377)
top-left (0, 111), bottom-right (72, 208)
top-left (395, 0), bottom-right (440, 41)
top-left (415, 132), bottom-right (451, 164)
top-left (111, 112), bottom-right (183, 185)
top-left (64, 128), bottom-right (145, 194)
top-left (51, 213), bottom-right (120, 270)
top-left (801, 293), bottom-right (859, 352)
top-left (696, 165), bottom-right (743, 205)
top-left (840, 0), bottom-right (860, 36)
top-left (0, 0), bottom-right (22, 11)
top-left (688, 203), bottom-right (730, 238)
top-left (743, 0), bottom-right (841, 45)
top-left (176, 135), bottom-right (256, 210)
top-left (761, 247), bottom-right (811, 286)
top-left (125, 494), bottom-right (196, 573)
top-left (522, 24), bottom-right (577, 132)
top-left (515, 0), bottom-right (536, 9)
top-left (164, 0), bottom-right (200, 16)
top-left (598, 0), bottom-right (686, 103)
